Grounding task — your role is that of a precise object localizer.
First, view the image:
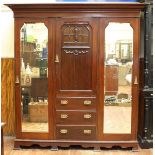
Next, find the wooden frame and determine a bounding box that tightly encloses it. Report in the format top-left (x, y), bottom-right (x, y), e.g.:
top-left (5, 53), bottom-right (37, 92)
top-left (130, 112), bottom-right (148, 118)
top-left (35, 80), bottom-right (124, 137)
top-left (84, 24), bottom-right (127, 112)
top-left (98, 18), bottom-right (140, 141)
top-left (14, 18), bottom-right (54, 140)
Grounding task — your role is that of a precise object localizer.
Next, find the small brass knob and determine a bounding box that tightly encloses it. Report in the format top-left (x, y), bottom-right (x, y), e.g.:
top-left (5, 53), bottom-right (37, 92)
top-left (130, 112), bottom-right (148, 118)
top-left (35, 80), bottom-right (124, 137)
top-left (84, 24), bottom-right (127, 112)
top-left (60, 129), bottom-right (68, 134)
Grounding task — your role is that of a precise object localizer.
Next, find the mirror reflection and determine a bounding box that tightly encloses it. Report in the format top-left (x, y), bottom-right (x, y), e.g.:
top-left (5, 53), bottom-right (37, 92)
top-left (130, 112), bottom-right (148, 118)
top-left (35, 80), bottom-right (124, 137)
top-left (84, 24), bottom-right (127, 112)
top-left (20, 23), bottom-right (48, 132)
top-left (104, 23), bottom-right (133, 134)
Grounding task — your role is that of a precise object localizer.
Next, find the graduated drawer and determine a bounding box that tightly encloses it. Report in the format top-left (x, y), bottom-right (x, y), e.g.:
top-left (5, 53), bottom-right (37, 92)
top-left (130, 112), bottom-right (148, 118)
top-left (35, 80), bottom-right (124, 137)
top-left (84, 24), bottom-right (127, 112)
top-left (56, 125), bottom-right (96, 140)
top-left (56, 97), bottom-right (96, 110)
top-left (56, 111), bottom-right (96, 125)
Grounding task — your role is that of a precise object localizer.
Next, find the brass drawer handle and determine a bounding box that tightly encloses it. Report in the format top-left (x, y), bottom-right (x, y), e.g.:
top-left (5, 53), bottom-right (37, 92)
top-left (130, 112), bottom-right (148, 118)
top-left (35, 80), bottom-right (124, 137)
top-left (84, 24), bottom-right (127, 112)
top-left (84, 114), bottom-right (92, 119)
top-left (84, 100), bottom-right (92, 105)
top-left (61, 100), bottom-right (68, 105)
top-left (83, 129), bottom-right (92, 134)
top-left (60, 114), bottom-right (68, 119)
top-left (60, 129), bottom-right (68, 134)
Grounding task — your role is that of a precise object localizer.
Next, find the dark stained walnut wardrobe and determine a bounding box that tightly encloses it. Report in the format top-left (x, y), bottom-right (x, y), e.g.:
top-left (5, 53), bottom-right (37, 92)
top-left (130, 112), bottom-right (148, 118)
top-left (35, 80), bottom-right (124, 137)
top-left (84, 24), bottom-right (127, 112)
top-left (6, 3), bottom-right (144, 149)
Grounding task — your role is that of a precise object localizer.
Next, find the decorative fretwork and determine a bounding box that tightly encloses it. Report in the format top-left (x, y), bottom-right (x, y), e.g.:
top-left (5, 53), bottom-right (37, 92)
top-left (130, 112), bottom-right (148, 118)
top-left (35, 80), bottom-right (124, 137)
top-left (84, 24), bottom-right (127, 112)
top-left (62, 23), bottom-right (91, 56)
top-left (64, 49), bottom-right (89, 55)
top-left (63, 24), bottom-right (90, 45)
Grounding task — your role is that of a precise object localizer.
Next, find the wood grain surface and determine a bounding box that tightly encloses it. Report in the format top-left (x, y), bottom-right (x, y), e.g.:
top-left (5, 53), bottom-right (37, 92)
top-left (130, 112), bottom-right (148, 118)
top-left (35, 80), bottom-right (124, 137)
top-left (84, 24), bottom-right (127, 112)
top-left (1, 58), bottom-right (15, 136)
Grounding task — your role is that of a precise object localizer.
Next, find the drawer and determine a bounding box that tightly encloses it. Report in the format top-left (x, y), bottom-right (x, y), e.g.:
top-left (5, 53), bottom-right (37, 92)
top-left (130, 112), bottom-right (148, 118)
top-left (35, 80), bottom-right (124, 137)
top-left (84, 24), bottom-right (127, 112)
top-left (56, 125), bottom-right (96, 140)
top-left (56, 111), bottom-right (96, 125)
top-left (56, 97), bottom-right (96, 110)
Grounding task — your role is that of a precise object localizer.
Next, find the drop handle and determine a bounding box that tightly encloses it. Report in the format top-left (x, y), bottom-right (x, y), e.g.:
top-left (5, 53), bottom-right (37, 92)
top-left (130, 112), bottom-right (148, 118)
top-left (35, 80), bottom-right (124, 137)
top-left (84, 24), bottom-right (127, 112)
top-left (134, 76), bottom-right (138, 85)
top-left (60, 129), bottom-right (68, 134)
top-left (55, 54), bottom-right (59, 63)
top-left (83, 129), bottom-right (92, 134)
top-left (84, 114), bottom-right (92, 119)
top-left (60, 114), bottom-right (68, 119)
top-left (61, 100), bottom-right (68, 105)
top-left (84, 100), bottom-right (92, 105)
top-left (15, 75), bottom-right (20, 84)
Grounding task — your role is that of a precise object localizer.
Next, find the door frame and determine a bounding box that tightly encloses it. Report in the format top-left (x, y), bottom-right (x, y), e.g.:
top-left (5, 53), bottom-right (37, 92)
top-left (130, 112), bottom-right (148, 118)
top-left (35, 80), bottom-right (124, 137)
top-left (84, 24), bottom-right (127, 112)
top-left (14, 18), bottom-right (54, 140)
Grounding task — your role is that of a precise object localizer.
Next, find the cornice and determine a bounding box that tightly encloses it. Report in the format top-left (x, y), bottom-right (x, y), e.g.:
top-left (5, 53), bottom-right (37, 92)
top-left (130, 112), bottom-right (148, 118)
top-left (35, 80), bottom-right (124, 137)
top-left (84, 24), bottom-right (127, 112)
top-left (5, 3), bottom-right (145, 13)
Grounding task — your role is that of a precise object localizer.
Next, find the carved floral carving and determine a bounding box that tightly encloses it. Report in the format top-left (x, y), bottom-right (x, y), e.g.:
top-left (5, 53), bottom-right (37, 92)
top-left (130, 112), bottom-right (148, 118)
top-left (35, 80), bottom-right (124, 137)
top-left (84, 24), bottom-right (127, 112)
top-left (64, 49), bottom-right (89, 55)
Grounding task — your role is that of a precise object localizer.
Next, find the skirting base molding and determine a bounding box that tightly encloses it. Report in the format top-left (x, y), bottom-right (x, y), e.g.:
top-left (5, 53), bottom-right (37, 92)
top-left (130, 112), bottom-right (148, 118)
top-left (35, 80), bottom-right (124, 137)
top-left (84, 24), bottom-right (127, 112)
top-left (14, 139), bottom-right (139, 150)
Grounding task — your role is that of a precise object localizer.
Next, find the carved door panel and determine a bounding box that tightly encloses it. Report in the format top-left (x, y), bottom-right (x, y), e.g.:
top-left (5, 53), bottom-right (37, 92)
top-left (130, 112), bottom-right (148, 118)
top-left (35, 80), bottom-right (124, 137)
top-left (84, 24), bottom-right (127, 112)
top-left (55, 18), bottom-right (98, 98)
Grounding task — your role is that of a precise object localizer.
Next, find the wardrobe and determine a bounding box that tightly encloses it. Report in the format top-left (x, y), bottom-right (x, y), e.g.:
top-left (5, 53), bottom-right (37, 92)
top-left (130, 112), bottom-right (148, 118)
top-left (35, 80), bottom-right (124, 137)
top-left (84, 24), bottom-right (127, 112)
top-left (6, 3), bottom-right (144, 149)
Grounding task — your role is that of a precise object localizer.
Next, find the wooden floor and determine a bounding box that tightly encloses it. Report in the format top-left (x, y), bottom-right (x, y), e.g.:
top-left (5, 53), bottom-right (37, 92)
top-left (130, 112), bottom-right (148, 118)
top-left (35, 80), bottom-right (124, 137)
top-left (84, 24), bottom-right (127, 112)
top-left (4, 137), bottom-right (153, 155)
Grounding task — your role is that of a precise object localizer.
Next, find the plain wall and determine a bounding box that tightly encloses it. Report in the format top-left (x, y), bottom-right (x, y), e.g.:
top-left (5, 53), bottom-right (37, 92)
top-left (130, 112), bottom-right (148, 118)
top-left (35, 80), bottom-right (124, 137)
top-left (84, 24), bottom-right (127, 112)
top-left (1, 5), bottom-right (14, 58)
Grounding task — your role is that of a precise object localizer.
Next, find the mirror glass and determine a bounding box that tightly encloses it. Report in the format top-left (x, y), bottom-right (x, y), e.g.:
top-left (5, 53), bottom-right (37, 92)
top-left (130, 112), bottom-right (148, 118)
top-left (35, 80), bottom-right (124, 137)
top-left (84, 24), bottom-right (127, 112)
top-left (20, 23), bottom-right (48, 132)
top-left (104, 23), bottom-right (133, 134)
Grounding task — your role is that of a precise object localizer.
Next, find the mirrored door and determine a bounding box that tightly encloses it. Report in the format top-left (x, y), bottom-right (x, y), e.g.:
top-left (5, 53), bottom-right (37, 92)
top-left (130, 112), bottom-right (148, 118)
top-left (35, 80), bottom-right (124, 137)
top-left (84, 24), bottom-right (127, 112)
top-left (99, 19), bottom-right (139, 140)
top-left (20, 23), bottom-right (49, 133)
top-left (104, 22), bottom-right (133, 134)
